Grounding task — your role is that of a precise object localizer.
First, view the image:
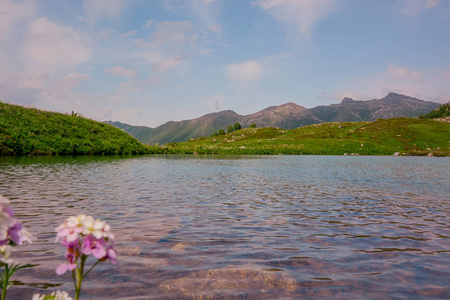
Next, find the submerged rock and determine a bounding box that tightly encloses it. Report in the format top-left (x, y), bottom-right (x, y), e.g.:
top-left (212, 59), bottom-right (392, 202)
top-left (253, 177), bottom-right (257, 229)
top-left (115, 215), bottom-right (182, 245)
top-left (160, 264), bottom-right (298, 299)
top-left (171, 242), bottom-right (189, 252)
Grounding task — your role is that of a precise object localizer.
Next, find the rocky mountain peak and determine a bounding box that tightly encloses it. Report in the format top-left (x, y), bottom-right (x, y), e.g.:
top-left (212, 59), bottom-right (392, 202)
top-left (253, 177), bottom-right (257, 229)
top-left (341, 97), bottom-right (355, 104)
top-left (106, 92), bottom-right (440, 145)
top-left (387, 92), bottom-right (403, 98)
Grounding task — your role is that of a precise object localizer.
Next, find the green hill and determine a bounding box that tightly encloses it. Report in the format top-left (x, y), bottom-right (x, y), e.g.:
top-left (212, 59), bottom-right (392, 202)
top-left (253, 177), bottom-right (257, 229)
top-left (164, 118), bottom-right (450, 156)
top-left (419, 102), bottom-right (450, 120)
top-left (0, 101), bottom-right (161, 156)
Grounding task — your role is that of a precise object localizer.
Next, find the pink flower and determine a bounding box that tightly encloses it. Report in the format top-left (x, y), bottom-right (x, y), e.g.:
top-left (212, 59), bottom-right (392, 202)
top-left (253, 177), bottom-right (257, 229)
top-left (0, 195), bottom-right (34, 264)
top-left (55, 215), bottom-right (117, 279)
top-left (81, 235), bottom-right (107, 259)
top-left (55, 248), bottom-right (78, 275)
top-left (56, 263), bottom-right (77, 275)
top-left (56, 226), bottom-right (82, 246)
top-left (65, 248), bottom-right (77, 264)
top-left (7, 221), bottom-right (22, 244)
top-left (106, 247), bottom-right (117, 265)
top-left (0, 203), bottom-right (14, 218)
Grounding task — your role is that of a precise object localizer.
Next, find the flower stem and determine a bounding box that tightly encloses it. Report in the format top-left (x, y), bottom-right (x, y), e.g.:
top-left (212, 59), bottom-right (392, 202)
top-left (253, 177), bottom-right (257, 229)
top-left (1, 263), bottom-right (10, 300)
top-left (74, 256), bottom-right (86, 300)
top-left (83, 260), bottom-right (100, 279)
top-left (1, 264), bottom-right (9, 300)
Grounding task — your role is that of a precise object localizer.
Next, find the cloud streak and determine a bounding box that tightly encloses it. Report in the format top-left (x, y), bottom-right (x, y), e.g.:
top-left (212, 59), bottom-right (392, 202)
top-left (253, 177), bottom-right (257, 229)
top-left (331, 63), bottom-right (450, 104)
top-left (24, 17), bottom-right (92, 72)
top-left (104, 66), bottom-right (137, 78)
top-left (253, 0), bottom-right (337, 37)
top-left (398, 0), bottom-right (442, 15)
top-left (0, 0), bottom-right (36, 41)
top-left (118, 76), bottom-right (161, 93)
top-left (82, 0), bottom-right (128, 24)
top-left (226, 60), bottom-right (264, 84)
top-left (153, 56), bottom-right (183, 73)
top-left (387, 64), bottom-right (422, 82)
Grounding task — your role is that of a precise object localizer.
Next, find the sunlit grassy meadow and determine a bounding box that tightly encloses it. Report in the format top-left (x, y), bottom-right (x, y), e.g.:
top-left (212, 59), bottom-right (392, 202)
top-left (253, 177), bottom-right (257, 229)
top-left (2, 101), bottom-right (449, 157)
top-left (164, 118), bottom-right (450, 156)
top-left (0, 101), bottom-right (162, 156)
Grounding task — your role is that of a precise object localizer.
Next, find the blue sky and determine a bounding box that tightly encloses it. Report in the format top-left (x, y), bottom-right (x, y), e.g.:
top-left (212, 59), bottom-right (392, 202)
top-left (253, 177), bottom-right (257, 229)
top-left (1, 0), bottom-right (449, 127)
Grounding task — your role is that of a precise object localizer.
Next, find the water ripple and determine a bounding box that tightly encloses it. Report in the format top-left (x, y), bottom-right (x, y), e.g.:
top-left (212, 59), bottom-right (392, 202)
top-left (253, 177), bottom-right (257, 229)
top-left (0, 155), bottom-right (449, 299)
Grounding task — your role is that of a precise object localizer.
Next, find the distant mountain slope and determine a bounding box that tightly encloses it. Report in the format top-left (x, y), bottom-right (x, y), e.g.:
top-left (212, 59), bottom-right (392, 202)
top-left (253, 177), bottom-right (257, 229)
top-left (242, 102), bottom-right (309, 128)
top-left (107, 110), bottom-right (242, 145)
top-left (309, 93), bottom-right (440, 123)
top-left (106, 121), bottom-right (155, 144)
top-left (106, 93), bottom-right (440, 145)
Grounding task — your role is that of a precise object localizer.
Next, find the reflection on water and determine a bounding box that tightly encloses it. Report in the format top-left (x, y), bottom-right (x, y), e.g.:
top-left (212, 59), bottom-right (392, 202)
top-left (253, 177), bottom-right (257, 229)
top-left (0, 155), bottom-right (449, 299)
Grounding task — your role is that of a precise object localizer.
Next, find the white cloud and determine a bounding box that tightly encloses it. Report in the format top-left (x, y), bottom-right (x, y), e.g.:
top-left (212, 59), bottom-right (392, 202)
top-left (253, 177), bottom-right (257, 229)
top-left (0, 13), bottom-right (93, 110)
top-left (331, 90), bottom-right (370, 101)
top-left (51, 73), bottom-right (90, 98)
top-left (107, 108), bottom-right (148, 124)
top-left (118, 76), bottom-right (161, 93)
top-left (142, 20), bottom-right (153, 29)
top-left (16, 72), bottom-right (50, 90)
top-left (137, 47), bottom-right (164, 64)
top-left (199, 48), bottom-right (213, 54)
top-left (31, 73), bottom-right (90, 115)
top-left (191, 0), bottom-right (222, 35)
top-left (387, 64), bottom-right (422, 82)
top-left (1, 15), bottom-right (92, 109)
top-left (0, 70), bottom-right (42, 105)
top-left (226, 60), bottom-right (263, 83)
top-left (441, 70), bottom-right (450, 83)
top-left (24, 17), bottom-right (92, 72)
top-left (252, 0), bottom-right (337, 37)
top-left (134, 20), bottom-right (201, 74)
top-left (0, 0), bottom-right (36, 41)
top-left (153, 56), bottom-right (183, 73)
top-left (103, 66), bottom-right (137, 78)
top-left (398, 0), bottom-right (441, 15)
top-left (83, 0), bottom-right (128, 24)
top-left (161, 0), bottom-right (222, 34)
top-left (331, 64), bottom-right (450, 104)
top-left (152, 21), bottom-right (196, 45)
top-left (196, 0), bottom-right (218, 6)
top-left (204, 94), bottom-right (225, 111)
top-left (163, 0), bottom-right (176, 10)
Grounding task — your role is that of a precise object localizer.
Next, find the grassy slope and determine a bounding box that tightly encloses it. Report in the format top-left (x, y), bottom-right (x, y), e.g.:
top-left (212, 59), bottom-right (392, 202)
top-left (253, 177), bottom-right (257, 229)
top-left (419, 102), bottom-right (450, 119)
top-left (165, 118), bottom-right (450, 156)
top-left (0, 101), bottom-right (162, 155)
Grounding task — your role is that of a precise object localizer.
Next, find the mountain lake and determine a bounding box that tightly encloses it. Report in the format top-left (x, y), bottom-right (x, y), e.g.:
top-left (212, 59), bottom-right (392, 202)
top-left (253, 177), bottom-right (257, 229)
top-left (0, 155), bottom-right (449, 299)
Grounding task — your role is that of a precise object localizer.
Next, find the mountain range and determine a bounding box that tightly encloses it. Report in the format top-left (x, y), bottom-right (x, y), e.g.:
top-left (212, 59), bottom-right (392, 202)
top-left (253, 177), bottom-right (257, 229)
top-left (105, 92), bottom-right (440, 145)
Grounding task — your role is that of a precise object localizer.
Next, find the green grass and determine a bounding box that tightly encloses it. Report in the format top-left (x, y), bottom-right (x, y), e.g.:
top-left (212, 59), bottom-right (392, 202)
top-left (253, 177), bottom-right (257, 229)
top-left (0, 101), bottom-right (163, 156)
top-left (164, 118), bottom-right (450, 156)
top-left (2, 101), bottom-right (449, 157)
top-left (419, 102), bottom-right (450, 119)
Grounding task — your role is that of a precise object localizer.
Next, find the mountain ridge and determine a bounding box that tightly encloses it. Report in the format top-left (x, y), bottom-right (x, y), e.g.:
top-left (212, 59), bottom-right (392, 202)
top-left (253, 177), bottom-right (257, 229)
top-left (105, 93), bottom-right (441, 145)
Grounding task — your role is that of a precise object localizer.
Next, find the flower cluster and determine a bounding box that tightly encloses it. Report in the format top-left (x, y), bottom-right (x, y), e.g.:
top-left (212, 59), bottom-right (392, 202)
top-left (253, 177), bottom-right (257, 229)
top-left (0, 195), bottom-right (33, 263)
top-left (33, 290), bottom-right (72, 300)
top-left (55, 215), bottom-right (117, 275)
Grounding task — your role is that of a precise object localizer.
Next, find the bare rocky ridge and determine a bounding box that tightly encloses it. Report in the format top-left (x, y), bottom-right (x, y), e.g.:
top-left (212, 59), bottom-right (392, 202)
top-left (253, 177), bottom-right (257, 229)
top-left (105, 92), bottom-right (440, 145)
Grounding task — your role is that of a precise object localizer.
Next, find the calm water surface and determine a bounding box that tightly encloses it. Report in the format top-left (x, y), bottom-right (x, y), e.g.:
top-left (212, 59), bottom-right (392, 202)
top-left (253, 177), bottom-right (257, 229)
top-left (0, 155), bottom-right (449, 299)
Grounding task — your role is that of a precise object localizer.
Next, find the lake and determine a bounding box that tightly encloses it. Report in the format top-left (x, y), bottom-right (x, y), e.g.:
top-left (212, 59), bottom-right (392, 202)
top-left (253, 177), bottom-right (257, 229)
top-left (0, 155), bottom-right (449, 299)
